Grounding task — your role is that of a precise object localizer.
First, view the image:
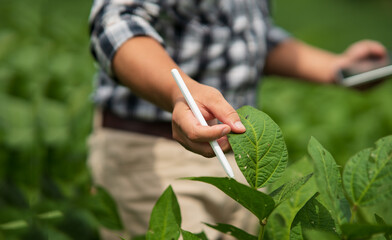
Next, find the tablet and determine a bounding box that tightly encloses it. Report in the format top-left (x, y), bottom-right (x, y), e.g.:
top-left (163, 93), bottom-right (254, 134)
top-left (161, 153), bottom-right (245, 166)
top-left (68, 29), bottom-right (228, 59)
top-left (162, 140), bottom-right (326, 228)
top-left (337, 53), bottom-right (392, 88)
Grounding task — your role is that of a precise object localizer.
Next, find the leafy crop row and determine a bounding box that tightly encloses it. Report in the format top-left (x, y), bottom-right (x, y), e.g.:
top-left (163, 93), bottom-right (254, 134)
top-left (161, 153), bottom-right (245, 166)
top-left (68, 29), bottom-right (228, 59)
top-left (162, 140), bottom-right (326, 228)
top-left (0, 1), bottom-right (108, 239)
top-left (142, 106), bottom-right (392, 240)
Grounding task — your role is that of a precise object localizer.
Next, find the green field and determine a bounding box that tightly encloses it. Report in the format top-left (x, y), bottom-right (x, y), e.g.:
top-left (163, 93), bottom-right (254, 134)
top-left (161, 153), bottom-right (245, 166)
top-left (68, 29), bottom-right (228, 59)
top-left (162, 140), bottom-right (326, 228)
top-left (0, 0), bottom-right (391, 239)
top-left (262, 0), bottom-right (392, 163)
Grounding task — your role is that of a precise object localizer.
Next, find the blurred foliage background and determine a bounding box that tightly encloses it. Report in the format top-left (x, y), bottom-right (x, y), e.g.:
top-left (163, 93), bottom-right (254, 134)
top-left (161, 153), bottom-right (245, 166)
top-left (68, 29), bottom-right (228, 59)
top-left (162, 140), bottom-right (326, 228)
top-left (0, 0), bottom-right (391, 239)
top-left (263, 0), bottom-right (392, 164)
top-left (0, 0), bottom-right (99, 239)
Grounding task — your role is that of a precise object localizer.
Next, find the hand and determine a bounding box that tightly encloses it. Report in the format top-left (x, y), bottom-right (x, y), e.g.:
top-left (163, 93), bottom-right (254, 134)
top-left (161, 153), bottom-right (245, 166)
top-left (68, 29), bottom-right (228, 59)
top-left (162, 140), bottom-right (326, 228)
top-left (334, 40), bottom-right (388, 74)
top-left (333, 40), bottom-right (389, 89)
top-left (171, 80), bottom-right (246, 157)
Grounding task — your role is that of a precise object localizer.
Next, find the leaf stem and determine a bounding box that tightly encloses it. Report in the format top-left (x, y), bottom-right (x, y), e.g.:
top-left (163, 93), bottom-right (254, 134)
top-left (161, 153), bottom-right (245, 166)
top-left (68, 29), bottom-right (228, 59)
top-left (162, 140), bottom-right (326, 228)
top-left (349, 204), bottom-right (357, 223)
top-left (258, 218), bottom-right (267, 240)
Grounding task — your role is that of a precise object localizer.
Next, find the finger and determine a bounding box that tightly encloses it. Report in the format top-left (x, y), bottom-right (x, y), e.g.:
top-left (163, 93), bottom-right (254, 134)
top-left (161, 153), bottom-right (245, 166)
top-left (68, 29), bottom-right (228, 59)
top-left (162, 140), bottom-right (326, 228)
top-left (173, 129), bottom-right (217, 158)
top-left (173, 100), bottom-right (231, 142)
top-left (177, 134), bottom-right (232, 158)
top-left (365, 40), bottom-right (387, 58)
top-left (174, 124), bottom-right (232, 157)
top-left (216, 136), bottom-right (232, 153)
top-left (202, 89), bottom-right (246, 134)
top-left (346, 40), bottom-right (387, 60)
top-left (357, 40), bottom-right (386, 59)
top-left (179, 117), bottom-right (231, 142)
top-left (207, 118), bottom-right (218, 126)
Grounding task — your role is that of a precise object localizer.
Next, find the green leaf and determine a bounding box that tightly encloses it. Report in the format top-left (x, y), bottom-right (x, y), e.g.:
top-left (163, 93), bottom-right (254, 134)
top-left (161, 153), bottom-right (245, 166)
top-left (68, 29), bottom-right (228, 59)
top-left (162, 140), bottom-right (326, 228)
top-left (269, 173), bottom-right (313, 206)
top-left (185, 177), bottom-right (275, 221)
top-left (37, 210), bottom-right (63, 220)
top-left (88, 186), bottom-right (124, 230)
top-left (307, 137), bottom-right (350, 225)
top-left (0, 210), bottom-right (63, 232)
top-left (0, 95), bottom-right (35, 149)
top-left (265, 177), bottom-right (317, 240)
top-left (228, 106), bottom-right (288, 189)
top-left (0, 31), bottom-right (16, 62)
top-left (37, 99), bottom-right (69, 146)
top-left (290, 194), bottom-right (337, 239)
top-left (375, 214), bottom-right (387, 225)
top-left (304, 229), bottom-right (340, 240)
top-left (343, 136), bottom-right (392, 207)
top-left (181, 229), bottom-right (208, 240)
top-left (42, 226), bottom-right (73, 240)
top-left (341, 223), bottom-right (392, 240)
top-left (375, 214), bottom-right (391, 240)
top-left (268, 156), bottom-right (314, 193)
top-left (181, 229), bottom-right (206, 240)
top-left (0, 219), bottom-right (28, 230)
top-left (193, 231), bottom-right (208, 240)
top-left (205, 223), bottom-right (257, 240)
top-left (147, 186), bottom-right (181, 240)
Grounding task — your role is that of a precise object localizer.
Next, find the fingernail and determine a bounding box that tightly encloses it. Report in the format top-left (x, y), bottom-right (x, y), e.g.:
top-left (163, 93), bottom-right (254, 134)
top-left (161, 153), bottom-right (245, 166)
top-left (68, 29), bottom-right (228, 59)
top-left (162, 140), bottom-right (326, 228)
top-left (235, 121), bottom-right (246, 131)
top-left (222, 127), bottom-right (231, 136)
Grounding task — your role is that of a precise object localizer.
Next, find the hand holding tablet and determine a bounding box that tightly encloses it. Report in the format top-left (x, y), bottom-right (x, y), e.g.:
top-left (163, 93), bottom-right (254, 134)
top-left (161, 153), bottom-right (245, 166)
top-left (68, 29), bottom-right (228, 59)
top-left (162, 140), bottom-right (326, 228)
top-left (336, 52), bottom-right (392, 88)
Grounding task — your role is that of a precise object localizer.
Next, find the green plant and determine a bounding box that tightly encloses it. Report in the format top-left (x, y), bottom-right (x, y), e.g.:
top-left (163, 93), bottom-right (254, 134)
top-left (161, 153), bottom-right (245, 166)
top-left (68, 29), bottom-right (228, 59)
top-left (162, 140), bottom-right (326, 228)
top-left (140, 106), bottom-right (392, 240)
top-left (0, 0), bottom-right (103, 239)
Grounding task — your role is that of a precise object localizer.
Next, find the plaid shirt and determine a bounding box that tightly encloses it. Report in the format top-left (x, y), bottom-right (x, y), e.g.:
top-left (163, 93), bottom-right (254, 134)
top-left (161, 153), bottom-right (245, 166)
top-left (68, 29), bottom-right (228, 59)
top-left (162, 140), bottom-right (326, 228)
top-left (89, 0), bottom-right (289, 121)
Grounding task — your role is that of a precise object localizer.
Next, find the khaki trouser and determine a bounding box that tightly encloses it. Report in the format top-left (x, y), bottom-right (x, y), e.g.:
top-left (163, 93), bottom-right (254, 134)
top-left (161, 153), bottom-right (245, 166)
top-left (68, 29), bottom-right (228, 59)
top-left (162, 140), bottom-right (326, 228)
top-left (87, 111), bottom-right (258, 240)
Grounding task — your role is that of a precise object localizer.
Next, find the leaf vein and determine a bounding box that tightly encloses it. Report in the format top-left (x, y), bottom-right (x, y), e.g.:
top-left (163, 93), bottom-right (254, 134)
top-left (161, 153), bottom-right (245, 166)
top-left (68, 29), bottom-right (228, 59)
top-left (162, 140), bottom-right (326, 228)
top-left (255, 119), bottom-right (267, 187)
top-left (258, 129), bottom-right (284, 187)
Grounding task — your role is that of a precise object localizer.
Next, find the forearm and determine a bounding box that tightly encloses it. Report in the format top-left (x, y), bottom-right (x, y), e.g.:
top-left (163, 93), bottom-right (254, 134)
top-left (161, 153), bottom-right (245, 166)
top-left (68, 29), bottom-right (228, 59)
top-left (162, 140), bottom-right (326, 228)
top-left (264, 38), bottom-right (341, 83)
top-left (112, 36), bottom-right (188, 112)
top-left (112, 36), bottom-right (246, 156)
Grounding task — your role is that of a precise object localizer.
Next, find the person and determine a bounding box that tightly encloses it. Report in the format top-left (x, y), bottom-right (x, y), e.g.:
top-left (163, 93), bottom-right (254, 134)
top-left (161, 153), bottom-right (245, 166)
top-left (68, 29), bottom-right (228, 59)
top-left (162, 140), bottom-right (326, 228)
top-left (87, 0), bottom-right (388, 239)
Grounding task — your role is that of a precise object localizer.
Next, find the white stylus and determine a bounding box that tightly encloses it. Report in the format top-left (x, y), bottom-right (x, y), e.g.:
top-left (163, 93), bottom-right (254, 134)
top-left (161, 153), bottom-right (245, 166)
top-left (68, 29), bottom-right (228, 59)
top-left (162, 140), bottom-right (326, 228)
top-left (171, 69), bottom-right (235, 179)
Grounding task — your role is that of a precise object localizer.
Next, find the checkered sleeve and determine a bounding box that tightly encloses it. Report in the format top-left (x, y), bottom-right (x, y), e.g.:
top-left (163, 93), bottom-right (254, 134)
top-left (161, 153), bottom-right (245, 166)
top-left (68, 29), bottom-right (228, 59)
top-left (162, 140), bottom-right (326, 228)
top-left (263, 2), bottom-right (291, 52)
top-left (266, 24), bottom-right (291, 52)
top-left (89, 0), bottom-right (164, 78)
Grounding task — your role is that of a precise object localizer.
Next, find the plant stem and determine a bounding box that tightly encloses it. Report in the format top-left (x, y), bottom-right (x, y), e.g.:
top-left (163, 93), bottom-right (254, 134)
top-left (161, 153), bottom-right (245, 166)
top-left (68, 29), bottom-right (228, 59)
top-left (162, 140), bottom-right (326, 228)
top-left (259, 218), bottom-right (268, 240)
top-left (258, 225), bottom-right (264, 240)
